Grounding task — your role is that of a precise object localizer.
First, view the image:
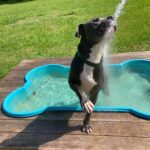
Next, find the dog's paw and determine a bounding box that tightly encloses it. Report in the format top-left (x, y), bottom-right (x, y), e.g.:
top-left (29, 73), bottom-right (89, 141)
top-left (83, 100), bottom-right (94, 113)
top-left (82, 124), bottom-right (93, 134)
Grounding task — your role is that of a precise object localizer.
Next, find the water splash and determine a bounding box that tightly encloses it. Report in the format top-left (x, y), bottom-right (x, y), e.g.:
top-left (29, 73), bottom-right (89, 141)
top-left (114, 0), bottom-right (127, 22)
top-left (105, 0), bottom-right (127, 58)
top-left (104, 0), bottom-right (127, 86)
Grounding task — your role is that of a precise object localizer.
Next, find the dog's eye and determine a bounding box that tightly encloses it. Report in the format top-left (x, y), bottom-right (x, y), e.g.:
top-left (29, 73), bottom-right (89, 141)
top-left (92, 22), bottom-right (99, 28)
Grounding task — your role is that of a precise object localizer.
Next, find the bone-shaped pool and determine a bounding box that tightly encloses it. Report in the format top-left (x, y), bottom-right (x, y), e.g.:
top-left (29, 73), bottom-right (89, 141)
top-left (2, 59), bottom-right (150, 119)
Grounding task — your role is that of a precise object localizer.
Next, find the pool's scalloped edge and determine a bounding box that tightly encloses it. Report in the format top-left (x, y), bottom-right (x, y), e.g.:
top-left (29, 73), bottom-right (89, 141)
top-left (2, 59), bottom-right (150, 119)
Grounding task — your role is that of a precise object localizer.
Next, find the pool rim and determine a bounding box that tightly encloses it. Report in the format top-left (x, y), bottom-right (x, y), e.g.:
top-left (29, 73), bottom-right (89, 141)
top-left (2, 59), bottom-right (150, 119)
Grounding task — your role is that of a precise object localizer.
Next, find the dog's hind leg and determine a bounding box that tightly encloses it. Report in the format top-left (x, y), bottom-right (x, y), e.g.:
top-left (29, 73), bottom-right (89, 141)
top-left (69, 84), bottom-right (82, 106)
top-left (82, 91), bottom-right (98, 134)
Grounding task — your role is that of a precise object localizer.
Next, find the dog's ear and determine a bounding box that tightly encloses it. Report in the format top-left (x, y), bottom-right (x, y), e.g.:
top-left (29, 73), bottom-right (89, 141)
top-left (75, 24), bottom-right (84, 38)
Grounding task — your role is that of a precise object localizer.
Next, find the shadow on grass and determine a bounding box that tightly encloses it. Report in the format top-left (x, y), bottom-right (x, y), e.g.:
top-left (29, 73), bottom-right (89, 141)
top-left (0, 0), bottom-right (34, 5)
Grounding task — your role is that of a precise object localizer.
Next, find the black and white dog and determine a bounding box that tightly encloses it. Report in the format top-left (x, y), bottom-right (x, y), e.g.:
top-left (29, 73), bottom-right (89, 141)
top-left (68, 16), bottom-right (116, 134)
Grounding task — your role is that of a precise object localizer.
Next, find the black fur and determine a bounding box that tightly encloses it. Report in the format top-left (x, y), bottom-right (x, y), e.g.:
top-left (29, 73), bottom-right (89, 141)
top-left (68, 16), bottom-right (115, 133)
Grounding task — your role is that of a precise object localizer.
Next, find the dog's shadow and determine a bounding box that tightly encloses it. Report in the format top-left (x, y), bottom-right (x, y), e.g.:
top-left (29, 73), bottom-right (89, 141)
top-left (1, 111), bottom-right (81, 149)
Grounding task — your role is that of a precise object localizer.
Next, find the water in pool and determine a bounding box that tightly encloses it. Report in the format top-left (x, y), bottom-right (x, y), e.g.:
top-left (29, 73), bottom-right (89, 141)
top-left (11, 66), bottom-right (150, 114)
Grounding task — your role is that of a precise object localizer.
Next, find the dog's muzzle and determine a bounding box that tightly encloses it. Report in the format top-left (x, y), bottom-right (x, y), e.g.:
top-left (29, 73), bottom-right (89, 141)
top-left (107, 16), bottom-right (117, 31)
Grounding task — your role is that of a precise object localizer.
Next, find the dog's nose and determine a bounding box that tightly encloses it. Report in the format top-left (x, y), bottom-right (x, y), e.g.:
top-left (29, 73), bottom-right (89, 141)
top-left (107, 16), bottom-right (114, 20)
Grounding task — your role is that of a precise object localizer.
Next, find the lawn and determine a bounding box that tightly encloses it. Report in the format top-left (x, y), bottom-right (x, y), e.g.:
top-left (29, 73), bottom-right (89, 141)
top-left (0, 0), bottom-right (149, 79)
top-left (113, 0), bottom-right (150, 53)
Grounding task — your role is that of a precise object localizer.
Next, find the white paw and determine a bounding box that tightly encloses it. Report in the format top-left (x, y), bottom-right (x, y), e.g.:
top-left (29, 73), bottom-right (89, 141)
top-left (83, 100), bottom-right (94, 113)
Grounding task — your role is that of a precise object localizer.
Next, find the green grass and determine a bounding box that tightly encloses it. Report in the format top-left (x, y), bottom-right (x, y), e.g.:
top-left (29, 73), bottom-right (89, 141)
top-left (113, 0), bottom-right (150, 53)
top-left (0, 0), bottom-right (149, 79)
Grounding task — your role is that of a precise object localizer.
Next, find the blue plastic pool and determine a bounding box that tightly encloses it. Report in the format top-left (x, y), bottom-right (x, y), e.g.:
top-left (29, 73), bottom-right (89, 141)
top-left (2, 59), bottom-right (150, 119)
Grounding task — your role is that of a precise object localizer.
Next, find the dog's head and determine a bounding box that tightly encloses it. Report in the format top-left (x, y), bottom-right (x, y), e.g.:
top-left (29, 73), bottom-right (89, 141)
top-left (75, 16), bottom-right (116, 43)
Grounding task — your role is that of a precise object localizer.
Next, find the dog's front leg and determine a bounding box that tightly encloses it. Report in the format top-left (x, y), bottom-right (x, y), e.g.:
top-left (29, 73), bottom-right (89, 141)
top-left (82, 113), bottom-right (93, 134)
top-left (82, 91), bottom-right (99, 134)
top-left (78, 88), bottom-right (94, 134)
top-left (78, 87), bottom-right (94, 113)
top-left (70, 84), bottom-right (94, 113)
top-left (69, 84), bottom-right (94, 133)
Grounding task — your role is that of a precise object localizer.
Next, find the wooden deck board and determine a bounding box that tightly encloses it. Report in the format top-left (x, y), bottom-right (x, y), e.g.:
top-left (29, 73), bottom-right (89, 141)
top-left (1, 51), bottom-right (150, 149)
top-left (1, 133), bottom-right (150, 150)
top-left (1, 119), bottom-right (150, 137)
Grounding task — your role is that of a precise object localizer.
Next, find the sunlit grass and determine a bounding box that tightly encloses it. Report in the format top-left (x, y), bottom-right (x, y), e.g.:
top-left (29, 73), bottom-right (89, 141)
top-left (0, 0), bottom-right (119, 79)
top-left (112, 0), bottom-right (150, 53)
top-left (0, 0), bottom-right (149, 79)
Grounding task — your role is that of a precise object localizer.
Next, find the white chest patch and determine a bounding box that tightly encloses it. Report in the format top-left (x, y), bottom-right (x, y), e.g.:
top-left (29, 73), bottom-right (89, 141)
top-left (80, 64), bottom-right (97, 94)
top-left (80, 40), bottom-right (108, 94)
top-left (87, 40), bottom-right (108, 63)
